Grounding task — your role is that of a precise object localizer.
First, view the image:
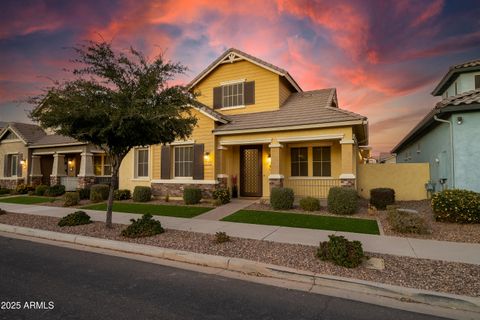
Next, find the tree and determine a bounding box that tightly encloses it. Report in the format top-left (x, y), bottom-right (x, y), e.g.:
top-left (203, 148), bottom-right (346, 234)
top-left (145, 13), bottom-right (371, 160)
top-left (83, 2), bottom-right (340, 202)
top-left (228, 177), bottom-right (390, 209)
top-left (30, 41), bottom-right (197, 227)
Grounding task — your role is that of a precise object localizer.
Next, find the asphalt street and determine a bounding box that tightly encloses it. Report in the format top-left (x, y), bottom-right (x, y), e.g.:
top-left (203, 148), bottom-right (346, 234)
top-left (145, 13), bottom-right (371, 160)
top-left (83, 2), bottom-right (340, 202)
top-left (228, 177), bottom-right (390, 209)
top-left (0, 236), bottom-right (445, 320)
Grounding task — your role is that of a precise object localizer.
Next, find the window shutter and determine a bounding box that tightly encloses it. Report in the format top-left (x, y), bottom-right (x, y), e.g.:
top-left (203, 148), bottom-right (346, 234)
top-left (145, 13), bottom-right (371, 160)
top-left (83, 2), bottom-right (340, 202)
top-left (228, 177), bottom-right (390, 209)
top-left (17, 153), bottom-right (23, 177)
top-left (160, 146), bottom-right (171, 179)
top-left (475, 75), bottom-right (480, 90)
top-left (193, 144), bottom-right (204, 180)
top-left (213, 86), bottom-right (223, 109)
top-left (3, 155), bottom-right (9, 177)
top-left (244, 81), bottom-right (255, 105)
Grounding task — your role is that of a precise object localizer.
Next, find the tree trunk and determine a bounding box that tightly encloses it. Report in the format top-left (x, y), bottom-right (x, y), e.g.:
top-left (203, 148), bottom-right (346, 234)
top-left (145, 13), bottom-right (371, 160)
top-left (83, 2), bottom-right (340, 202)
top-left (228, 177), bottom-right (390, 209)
top-left (106, 162), bottom-right (120, 228)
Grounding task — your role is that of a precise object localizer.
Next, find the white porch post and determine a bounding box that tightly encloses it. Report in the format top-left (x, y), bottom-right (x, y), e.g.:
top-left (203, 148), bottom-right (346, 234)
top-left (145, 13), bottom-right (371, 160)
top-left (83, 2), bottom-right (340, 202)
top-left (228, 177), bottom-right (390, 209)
top-left (50, 153), bottom-right (65, 185)
top-left (30, 155), bottom-right (43, 186)
top-left (268, 141), bottom-right (284, 190)
top-left (216, 145), bottom-right (228, 188)
top-left (78, 152), bottom-right (95, 189)
top-left (340, 139), bottom-right (356, 188)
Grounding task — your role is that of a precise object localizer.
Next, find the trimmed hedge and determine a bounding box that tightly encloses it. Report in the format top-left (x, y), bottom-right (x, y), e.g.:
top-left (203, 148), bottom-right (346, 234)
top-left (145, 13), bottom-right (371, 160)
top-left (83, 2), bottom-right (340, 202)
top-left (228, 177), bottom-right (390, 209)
top-left (121, 213), bottom-right (164, 238)
top-left (213, 188), bottom-right (230, 205)
top-left (114, 189), bottom-right (131, 201)
top-left (317, 234), bottom-right (364, 268)
top-left (270, 187), bottom-right (294, 210)
top-left (63, 191), bottom-right (80, 207)
top-left (432, 189), bottom-right (480, 223)
top-left (35, 185), bottom-right (49, 196)
top-left (45, 184), bottom-right (66, 197)
top-left (0, 188), bottom-right (10, 195)
top-left (132, 186), bottom-right (152, 202)
top-left (183, 187), bottom-right (202, 205)
top-left (299, 197), bottom-right (320, 212)
top-left (90, 184), bottom-right (110, 202)
top-left (370, 188), bottom-right (395, 210)
top-left (58, 211), bottom-right (92, 227)
top-left (327, 187), bottom-right (358, 215)
top-left (16, 184), bottom-right (34, 194)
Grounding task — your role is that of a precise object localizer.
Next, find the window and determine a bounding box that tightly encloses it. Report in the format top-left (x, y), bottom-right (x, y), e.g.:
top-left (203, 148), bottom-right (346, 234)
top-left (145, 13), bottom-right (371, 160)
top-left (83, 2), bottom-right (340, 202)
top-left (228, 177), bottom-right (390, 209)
top-left (10, 154), bottom-right (18, 176)
top-left (291, 147), bottom-right (308, 176)
top-left (454, 82), bottom-right (458, 95)
top-left (312, 147), bottom-right (331, 177)
top-left (94, 155), bottom-right (112, 176)
top-left (135, 148), bottom-right (149, 178)
top-left (475, 75), bottom-right (480, 90)
top-left (222, 82), bottom-right (244, 108)
top-left (174, 146), bottom-right (193, 177)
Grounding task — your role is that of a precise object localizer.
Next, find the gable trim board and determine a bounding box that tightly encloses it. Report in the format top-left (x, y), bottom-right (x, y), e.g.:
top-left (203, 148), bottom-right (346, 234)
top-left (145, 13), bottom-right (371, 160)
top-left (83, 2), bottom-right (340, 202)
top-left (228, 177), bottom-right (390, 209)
top-left (0, 127), bottom-right (27, 144)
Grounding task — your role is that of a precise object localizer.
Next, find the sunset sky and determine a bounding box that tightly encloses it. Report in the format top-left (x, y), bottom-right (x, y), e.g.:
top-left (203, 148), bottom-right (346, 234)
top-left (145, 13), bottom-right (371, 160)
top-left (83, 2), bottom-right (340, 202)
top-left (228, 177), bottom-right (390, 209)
top-left (1, 0), bottom-right (479, 154)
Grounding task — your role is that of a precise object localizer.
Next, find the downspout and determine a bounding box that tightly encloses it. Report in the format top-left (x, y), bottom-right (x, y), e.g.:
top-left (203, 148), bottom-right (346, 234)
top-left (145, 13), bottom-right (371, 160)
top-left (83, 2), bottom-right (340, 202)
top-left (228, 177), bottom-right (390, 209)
top-left (433, 115), bottom-right (455, 188)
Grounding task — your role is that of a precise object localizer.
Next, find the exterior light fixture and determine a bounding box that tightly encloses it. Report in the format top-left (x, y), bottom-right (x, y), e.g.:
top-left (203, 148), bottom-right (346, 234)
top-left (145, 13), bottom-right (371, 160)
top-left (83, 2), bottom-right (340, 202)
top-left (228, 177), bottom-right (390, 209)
top-left (20, 160), bottom-right (25, 165)
top-left (266, 153), bottom-right (271, 165)
top-left (457, 116), bottom-right (463, 125)
top-left (204, 152), bottom-right (210, 161)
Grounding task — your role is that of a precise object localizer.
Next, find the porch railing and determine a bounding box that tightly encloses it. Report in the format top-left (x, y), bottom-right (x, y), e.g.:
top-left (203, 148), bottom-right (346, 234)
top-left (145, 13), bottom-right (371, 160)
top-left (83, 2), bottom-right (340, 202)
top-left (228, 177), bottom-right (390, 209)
top-left (60, 177), bottom-right (79, 192)
top-left (283, 178), bottom-right (341, 199)
top-left (95, 176), bottom-right (112, 185)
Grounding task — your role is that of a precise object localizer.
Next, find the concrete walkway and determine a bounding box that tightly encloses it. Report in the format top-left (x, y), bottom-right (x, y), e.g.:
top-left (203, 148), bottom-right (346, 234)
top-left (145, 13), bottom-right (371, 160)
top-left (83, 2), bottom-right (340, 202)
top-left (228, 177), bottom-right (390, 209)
top-left (193, 199), bottom-right (255, 220)
top-left (1, 202), bottom-right (480, 265)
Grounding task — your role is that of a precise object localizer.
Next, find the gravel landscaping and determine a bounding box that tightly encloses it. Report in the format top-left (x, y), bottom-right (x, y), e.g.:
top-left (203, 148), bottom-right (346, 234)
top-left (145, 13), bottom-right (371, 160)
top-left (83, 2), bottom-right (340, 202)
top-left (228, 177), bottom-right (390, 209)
top-left (0, 212), bottom-right (479, 297)
top-left (248, 199), bottom-right (480, 243)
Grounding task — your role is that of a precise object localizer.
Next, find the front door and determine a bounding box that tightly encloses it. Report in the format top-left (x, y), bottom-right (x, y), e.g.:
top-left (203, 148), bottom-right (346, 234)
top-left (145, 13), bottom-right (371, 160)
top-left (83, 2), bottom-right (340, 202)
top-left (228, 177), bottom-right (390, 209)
top-left (240, 145), bottom-right (263, 197)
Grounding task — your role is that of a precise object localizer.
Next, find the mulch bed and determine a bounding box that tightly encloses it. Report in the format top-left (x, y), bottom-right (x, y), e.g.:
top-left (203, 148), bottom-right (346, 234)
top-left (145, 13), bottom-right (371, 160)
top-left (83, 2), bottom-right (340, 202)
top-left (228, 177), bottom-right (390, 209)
top-left (0, 212), bottom-right (479, 297)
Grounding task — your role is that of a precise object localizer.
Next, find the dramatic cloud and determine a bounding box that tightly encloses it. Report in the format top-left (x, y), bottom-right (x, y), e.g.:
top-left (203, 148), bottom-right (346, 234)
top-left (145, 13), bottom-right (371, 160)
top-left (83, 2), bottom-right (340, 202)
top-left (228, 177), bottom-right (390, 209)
top-left (1, 0), bottom-right (479, 153)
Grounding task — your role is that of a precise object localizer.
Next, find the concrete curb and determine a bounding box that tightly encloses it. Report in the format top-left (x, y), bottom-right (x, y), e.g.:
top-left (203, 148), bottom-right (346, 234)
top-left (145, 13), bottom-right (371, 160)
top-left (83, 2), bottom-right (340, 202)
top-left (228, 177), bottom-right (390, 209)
top-left (1, 223), bottom-right (479, 317)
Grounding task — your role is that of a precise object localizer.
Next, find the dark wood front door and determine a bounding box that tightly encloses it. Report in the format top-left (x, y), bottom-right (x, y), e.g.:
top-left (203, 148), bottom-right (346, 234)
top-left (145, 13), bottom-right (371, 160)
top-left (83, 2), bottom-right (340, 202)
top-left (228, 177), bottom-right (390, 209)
top-left (240, 145), bottom-right (262, 197)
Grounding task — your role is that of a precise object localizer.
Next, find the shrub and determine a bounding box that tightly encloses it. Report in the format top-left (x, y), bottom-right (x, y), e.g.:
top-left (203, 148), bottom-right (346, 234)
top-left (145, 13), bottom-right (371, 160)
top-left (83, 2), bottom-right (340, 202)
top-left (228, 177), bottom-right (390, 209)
top-left (57, 211), bottom-right (92, 227)
top-left (270, 187), bottom-right (294, 210)
top-left (114, 189), bottom-right (131, 201)
top-left (0, 208), bottom-right (6, 215)
top-left (327, 187), bottom-right (358, 215)
top-left (387, 208), bottom-right (429, 234)
top-left (45, 184), bottom-right (66, 197)
top-left (299, 197), bottom-right (320, 211)
top-left (317, 235), bottom-right (364, 268)
top-left (121, 213), bottom-right (164, 238)
top-left (35, 185), bottom-right (49, 196)
top-left (77, 188), bottom-right (90, 200)
top-left (0, 188), bottom-right (10, 195)
top-left (183, 187), bottom-right (202, 205)
top-left (15, 184), bottom-right (34, 195)
top-left (132, 186), bottom-right (152, 202)
top-left (432, 189), bottom-right (480, 223)
top-left (370, 188), bottom-right (395, 210)
top-left (214, 231), bottom-right (231, 244)
top-left (213, 188), bottom-right (230, 204)
top-left (90, 184), bottom-right (110, 202)
top-left (63, 191), bottom-right (80, 207)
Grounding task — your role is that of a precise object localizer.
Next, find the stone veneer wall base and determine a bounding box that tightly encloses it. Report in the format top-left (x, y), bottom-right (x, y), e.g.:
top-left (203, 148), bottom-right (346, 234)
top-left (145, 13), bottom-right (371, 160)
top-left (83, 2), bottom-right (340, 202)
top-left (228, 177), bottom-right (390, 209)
top-left (152, 182), bottom-right (218, 199)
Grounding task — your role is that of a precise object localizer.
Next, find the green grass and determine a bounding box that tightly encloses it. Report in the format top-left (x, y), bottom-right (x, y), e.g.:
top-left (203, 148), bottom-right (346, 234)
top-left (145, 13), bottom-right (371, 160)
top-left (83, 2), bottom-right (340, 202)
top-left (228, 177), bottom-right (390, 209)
top-left (81, 202), bottom-right (213, 218)
top-left (222, 210), bottom-right (380, 235)
top-left (0, 196), bottom-right (54, 204)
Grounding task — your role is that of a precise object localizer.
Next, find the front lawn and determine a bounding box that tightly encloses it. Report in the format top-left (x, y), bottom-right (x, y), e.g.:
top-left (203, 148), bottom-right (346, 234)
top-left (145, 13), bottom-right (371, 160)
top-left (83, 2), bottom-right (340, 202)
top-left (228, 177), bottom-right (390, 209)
top-left (222, 210), bottom-right (380, 235)
top-left (81, 202), bottom-right (212, 218)
top-left (0, 196), bottom-right (54, 205)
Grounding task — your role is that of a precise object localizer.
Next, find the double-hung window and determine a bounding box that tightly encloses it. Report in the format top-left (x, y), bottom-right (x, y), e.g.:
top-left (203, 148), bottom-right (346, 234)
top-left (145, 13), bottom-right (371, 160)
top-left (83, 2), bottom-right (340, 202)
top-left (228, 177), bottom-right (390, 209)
top-left (312, 147), bottom-right (331, 177)
top-left (94, 155), bottom-right (112, 176)
top-left (174, 145), bottom-right (193, 178)
top-left (291, 147), bottom-right (308, 176)
top-left (10, 154), bottom-right (18, 176)
top-left (222, 82), bottom-right (244, 108)
top-left (135, 148), bottom-right (149, 178)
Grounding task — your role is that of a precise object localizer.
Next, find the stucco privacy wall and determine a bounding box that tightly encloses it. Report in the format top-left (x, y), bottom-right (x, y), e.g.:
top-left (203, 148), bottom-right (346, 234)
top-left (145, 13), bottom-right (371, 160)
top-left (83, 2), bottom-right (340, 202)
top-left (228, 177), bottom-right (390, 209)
top-left (357, 163), bottom-right (430, 201)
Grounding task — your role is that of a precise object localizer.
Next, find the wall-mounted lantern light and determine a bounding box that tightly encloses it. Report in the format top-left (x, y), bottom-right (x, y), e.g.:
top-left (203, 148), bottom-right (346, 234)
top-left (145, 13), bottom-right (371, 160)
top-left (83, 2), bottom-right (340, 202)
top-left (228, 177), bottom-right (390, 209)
top-left (266, 153), bottom-right (271, 166)
top-left (457, 116), bottom-right (463, 125)
top-left (204, 152), bottom-right (210, 161)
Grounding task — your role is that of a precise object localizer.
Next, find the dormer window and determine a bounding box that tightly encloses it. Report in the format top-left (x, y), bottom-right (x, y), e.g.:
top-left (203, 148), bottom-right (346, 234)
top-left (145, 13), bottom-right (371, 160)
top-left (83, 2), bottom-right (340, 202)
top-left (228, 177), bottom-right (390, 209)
top-left (213, 81), bottom-right (255, 109)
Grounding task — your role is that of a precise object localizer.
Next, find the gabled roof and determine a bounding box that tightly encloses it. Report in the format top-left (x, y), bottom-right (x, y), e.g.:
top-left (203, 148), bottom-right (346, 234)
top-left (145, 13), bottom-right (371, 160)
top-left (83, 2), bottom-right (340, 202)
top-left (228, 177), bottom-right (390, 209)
top-left (431, 58), bottom-right (480, 96)
top-left (30, 134), bottom-right (85, 147)
top-left (391, 89), bottom-right (480, 153)
top-left (213, 89), bottom-right (366, 134)
top-left (190, 100), bottom-right (230, 124)
top-left (188, 48), bottom-right (302, 92)
top-left (0, 122), bottom-right (46, 145)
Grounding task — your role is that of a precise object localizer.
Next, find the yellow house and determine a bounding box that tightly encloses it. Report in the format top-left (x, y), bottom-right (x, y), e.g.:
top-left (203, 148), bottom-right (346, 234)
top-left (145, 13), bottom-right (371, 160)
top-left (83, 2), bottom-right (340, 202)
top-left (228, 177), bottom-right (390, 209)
top-left (119, 48), bottom-right (368, 198)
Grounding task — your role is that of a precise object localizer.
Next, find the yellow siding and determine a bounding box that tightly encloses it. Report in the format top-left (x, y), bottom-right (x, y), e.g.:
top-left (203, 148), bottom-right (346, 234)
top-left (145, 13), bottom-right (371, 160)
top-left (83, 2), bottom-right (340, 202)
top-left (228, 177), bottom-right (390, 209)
top-left (357, 163), bottom-right (430, 200)
top-left (193, 60), bottom-right (280, 115)
top-left (279, 77), bottom-right (293, 106)
top-left (118, 147), bottom-right (152, 191)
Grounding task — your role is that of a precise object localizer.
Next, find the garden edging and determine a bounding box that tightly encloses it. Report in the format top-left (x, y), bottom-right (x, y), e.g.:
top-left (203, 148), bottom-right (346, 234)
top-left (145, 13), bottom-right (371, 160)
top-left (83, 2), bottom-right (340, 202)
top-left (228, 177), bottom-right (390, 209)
top-left (0, 222), bottom-right (479, 317)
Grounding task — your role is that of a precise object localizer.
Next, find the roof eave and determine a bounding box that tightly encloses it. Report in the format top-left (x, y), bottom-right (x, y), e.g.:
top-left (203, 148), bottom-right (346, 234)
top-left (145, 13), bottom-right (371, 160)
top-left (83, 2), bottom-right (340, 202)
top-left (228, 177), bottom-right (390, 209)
top-left (431, 66), bottom-right (480, 96)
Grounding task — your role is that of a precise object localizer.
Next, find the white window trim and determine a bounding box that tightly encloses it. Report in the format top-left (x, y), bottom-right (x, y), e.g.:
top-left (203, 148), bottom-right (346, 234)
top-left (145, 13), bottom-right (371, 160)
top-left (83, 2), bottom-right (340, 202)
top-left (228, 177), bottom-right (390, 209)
top-left (219, 105), bottom-right (246, 111)
top-left (173, 145), bottom-right (194, 178)
top-left (133, 147), bottom-right (149, 179)
top-left (222, 82), bottom-right (244, 109)
top-left (220, 78), bottom-right (246, 85)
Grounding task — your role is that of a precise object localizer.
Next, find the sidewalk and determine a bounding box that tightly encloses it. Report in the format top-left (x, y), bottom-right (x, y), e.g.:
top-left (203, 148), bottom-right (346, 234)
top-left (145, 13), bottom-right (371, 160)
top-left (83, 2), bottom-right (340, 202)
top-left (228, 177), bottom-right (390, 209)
top-left (1, 202), bottom-right (480, 265)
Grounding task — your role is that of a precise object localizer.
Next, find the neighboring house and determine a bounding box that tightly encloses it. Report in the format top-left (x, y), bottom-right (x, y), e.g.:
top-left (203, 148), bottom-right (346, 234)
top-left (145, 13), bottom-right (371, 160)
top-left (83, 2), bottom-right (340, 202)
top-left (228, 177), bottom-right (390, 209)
top-left (0, 122), bottom-right (111, 190)
top-left (119, 48), bottom-right (368, 198)
top-left (378, 152), bottom-right (396, 164)
top-left (392, 58), bottom-right (480, 192)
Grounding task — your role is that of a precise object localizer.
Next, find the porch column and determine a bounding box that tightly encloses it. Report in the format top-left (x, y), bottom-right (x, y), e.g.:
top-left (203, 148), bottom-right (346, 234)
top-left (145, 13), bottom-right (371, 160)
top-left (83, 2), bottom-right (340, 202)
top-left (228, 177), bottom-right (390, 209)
top-left (268, 142), bottom-right (284, 190)
top-left (216, 145), bottom-right (228, 188)
top-left (30, 155), bottom-right (43, 186)
top-left (78, 152), bottom-right (95, 189)
top-left (340, 139), bottom-right (355, 188)
top-left (50, 153), bottom-right (65, 186)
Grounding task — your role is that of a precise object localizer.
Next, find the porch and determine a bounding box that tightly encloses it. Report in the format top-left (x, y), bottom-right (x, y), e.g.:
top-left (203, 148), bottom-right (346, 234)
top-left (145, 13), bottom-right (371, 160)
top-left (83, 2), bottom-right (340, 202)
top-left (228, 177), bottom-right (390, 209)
top-left (216, 133), bottom-right (358, 199)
